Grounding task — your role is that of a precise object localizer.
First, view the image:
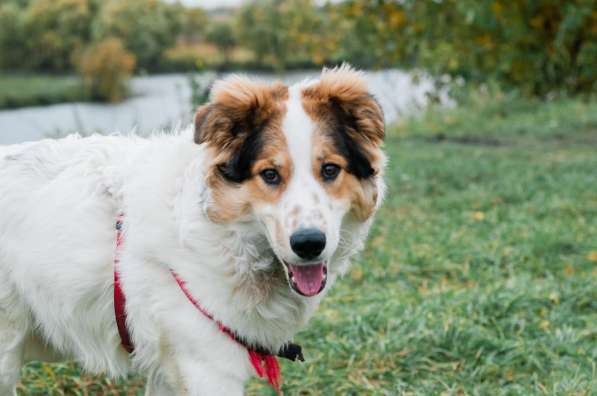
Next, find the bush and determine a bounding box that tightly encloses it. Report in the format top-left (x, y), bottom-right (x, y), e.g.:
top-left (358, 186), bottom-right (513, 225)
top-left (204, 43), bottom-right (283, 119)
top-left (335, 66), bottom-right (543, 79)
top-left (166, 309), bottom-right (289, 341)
top-left (23, 0), bottom-right (93, 71)
top-left (0, 3), bottom-right (27, 69)
top-left (177, 6), bottom-right (209, 41)
top-left (76, 38), bottom-right (136, 103)
top-left (93, 0), bottom-right (182, 71)
top-left (237, 0), bottom-right (332, 71)
top-left (162, 42), bottom-right (261, 72)
top-left (205, 21), bottom-right (237, 64)
top-left (339, 0), bottom-right (597, 96)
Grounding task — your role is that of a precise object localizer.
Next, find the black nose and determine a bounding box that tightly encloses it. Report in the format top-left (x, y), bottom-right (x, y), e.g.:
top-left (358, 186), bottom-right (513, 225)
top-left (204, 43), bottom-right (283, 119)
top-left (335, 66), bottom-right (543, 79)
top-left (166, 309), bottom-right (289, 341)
top-left (290, 228), bottom-right (326, 260)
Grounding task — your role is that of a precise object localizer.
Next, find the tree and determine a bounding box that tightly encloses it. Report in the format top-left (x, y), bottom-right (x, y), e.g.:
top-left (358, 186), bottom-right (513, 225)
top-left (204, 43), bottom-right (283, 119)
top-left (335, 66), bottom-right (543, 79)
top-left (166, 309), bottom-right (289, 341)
top-left (93, 0), bottom-right (182, 71)
top-left (23, 0), bottom-right (94, 71)
top-left (340, 0), bottom-right (597, 95)
top-left (76, 38), bottom-right (136, 102)
top-left (0, 3), bottom-right (27, 70)
top-left (237, 0), bottom-right (328, 71)
top-left (178, 6), bottom-right (209, 42)
top-left (205, 21), bottom-right (237, 64)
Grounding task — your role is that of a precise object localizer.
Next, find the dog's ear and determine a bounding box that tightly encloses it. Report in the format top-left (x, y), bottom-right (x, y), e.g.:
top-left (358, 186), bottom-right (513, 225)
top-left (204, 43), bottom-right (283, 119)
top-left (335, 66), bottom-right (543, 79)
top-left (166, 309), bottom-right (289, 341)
top-left (193, 77), bottom-right (288, 148)
top-left (302, 64), bottom-right (384, 147)
top-left (194, 104), bottom-right (213, 144)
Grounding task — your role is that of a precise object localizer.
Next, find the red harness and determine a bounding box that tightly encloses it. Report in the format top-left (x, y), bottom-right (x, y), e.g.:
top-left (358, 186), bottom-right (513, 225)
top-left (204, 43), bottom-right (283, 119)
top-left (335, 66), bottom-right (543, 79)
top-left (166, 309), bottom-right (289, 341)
top-left (113, 214), bottom-right (303, 392)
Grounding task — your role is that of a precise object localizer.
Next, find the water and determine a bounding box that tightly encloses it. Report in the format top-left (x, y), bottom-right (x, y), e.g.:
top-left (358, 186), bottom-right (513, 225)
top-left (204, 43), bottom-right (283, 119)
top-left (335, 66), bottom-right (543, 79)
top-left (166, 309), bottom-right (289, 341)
top-left (0, 69), bottom-right (442, 145)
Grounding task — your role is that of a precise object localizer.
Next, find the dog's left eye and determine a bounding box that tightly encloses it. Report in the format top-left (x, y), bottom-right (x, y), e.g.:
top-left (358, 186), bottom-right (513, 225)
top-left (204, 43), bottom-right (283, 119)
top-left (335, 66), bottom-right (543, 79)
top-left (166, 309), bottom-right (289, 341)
top-left (321, 163), bottom-right (341, 181)
top-left (260, 168), bottom-right (281, 185)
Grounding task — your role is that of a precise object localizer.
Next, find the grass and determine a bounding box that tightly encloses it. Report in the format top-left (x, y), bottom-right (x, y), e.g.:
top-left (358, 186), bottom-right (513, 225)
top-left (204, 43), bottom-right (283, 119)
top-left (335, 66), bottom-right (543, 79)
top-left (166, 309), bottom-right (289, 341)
top-left (0, 73), bottom-right (85, 109)
top-left (17, 95), bottom-right (597, 395)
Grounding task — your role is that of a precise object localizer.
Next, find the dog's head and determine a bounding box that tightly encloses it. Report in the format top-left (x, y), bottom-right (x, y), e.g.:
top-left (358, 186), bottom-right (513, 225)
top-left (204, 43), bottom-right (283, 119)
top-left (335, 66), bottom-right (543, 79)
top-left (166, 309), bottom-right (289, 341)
top-left (194, 66), bottom-right (385, 297)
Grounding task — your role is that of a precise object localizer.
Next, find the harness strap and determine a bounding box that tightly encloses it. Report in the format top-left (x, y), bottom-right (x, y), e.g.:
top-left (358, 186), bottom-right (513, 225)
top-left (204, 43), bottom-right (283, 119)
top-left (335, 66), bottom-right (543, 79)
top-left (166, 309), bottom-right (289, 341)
top-left (114, 214), bottom-right (134, 353)
top-left (113, 214), bottom-right (303, 392)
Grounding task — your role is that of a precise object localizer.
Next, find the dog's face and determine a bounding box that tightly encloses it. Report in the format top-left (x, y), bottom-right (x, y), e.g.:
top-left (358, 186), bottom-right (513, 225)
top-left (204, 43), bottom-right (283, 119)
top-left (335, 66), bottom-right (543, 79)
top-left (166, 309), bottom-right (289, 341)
top-left (194, 67), bottom-right (385, 297)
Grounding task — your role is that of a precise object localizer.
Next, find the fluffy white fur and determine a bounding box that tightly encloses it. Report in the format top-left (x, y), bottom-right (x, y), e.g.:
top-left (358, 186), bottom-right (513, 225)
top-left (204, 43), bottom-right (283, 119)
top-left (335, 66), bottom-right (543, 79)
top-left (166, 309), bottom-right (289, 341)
top-left (0, 82), bottom-right (384, 395)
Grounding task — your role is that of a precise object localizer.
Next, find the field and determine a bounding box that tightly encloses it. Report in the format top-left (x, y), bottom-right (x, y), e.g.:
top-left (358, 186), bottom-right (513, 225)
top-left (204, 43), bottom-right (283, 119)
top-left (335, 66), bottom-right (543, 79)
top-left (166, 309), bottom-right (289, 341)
top-left (0, 74), bottom-right (85, 109)
top-left (17, 96), bottom-right (597, 395)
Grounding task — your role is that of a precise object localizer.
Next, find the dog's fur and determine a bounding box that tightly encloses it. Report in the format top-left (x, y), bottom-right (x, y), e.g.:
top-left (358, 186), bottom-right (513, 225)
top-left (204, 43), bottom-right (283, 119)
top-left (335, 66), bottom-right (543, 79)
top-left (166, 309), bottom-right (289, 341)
top-left (0, 66), bottom-right (385, 395)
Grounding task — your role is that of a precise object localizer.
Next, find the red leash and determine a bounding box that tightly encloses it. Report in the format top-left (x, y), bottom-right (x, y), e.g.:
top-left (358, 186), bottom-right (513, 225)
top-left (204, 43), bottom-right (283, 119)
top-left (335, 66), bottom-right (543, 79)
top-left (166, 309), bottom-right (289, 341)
top-left (113, 214), bottom-right (302, 392)
top-left (114, 214), bottom-right (134, 353)
top-left (169, 271), bottom-right (282, 390)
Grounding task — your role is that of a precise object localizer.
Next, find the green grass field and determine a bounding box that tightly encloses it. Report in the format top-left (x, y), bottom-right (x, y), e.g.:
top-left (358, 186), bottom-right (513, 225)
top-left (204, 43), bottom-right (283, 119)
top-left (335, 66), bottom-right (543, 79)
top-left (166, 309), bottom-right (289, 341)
top-left (0, 74), bottom-right (85, 109)
top-left (17, 96), bottom-right (597, 395)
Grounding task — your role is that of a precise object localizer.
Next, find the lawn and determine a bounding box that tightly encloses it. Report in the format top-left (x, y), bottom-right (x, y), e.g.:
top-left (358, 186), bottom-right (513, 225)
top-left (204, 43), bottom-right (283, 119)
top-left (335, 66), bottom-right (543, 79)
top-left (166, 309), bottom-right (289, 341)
top-left (0, 74), bottom-right (85, 109)
top-left (17, 95), bottom-right (597, 395)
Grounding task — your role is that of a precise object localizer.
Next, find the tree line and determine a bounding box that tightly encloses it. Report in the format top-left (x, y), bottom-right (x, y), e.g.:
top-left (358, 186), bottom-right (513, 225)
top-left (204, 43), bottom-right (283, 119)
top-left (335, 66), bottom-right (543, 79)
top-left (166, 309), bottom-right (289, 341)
top-left (0, 0), bottom-right (594, 99)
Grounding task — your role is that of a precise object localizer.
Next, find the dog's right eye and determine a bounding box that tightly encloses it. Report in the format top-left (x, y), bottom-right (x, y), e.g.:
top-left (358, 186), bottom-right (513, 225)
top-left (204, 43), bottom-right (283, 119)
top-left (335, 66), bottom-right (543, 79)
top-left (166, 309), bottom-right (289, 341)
top-left (260, 168), bottom-right (281, 185)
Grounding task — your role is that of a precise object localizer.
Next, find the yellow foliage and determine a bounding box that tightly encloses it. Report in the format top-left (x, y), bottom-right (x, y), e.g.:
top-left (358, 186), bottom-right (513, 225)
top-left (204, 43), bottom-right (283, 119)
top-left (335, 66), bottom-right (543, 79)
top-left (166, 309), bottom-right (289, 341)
top-left (475, 34), bottom-right (495, 50)
top-left (163, 42), bottom-right (254, 69)
top-left (164, 42), bottom-right (220, 66)
top-left (530, 16), bottom-right (545, 30)
top-left (388, 10), bottom-right (406, 28)
top-left (76, 38), bottom-right (136, 103)
top-left (491, 1), bottom-right (503, 17)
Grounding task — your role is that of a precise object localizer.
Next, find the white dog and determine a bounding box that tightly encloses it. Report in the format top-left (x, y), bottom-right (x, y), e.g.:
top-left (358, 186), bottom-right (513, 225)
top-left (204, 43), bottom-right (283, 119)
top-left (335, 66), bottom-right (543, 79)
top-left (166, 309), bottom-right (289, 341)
top-left (0, 66), bottom-right (385, 395)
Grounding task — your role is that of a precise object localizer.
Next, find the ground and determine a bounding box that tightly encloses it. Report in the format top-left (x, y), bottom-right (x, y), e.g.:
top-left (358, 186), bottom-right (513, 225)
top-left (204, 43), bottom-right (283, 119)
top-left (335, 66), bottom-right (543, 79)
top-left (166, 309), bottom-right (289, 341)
top-left (17, 95), bottom-right (597, 395)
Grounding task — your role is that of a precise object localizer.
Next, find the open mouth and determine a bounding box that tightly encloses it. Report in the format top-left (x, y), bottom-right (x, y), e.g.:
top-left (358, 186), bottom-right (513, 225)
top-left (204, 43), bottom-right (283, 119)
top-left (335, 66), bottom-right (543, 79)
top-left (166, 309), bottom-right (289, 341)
top-left (284, 261), bottom-right (328, 297)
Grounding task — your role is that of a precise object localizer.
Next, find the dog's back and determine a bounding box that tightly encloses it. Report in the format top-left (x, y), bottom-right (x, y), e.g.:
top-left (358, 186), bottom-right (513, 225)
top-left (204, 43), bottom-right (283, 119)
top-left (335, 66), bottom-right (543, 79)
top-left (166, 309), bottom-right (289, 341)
top-left (0, 136), bottom-right (133, 382)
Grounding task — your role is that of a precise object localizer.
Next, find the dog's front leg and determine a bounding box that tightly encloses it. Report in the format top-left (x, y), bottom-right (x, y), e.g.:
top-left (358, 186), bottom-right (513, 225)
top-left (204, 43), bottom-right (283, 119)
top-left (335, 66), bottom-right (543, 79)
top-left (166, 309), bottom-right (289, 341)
top-left (146, 358), bottom-right (245, 396)
top-left (0, 282), bottom-right (28, 396)
top-left (152, 338), bottom-right (247, 396)
top-left (173, 357), bottom-right (246, 396)
top-left (144, 369), bottom-right (178, 396)
top-left (0, 332), bottom-right (24, 396)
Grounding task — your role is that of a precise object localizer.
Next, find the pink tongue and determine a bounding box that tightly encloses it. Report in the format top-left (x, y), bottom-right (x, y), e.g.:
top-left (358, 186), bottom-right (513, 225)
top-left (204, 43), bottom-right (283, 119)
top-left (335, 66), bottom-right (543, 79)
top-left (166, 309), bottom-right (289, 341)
top-left (288, 263), bottom-right (325, 296)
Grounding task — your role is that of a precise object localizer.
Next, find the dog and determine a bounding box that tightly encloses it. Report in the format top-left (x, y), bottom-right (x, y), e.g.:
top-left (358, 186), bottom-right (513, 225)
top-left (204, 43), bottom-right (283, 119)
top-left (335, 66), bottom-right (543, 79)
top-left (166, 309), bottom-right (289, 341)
top-left (0, 66), bottom-right (385, 395)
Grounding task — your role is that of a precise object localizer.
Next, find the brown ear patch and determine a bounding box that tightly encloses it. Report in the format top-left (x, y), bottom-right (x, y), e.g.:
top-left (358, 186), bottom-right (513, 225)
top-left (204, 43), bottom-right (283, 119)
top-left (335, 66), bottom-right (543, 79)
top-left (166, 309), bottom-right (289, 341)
top-left (193, 77), bottom-right (289, 184)
top-left (302, 65), bottom-right (385, 180)
top-left (194, 77), bottom-right (288, 147)
top-left (193, 76), bottom-right (290, 223)
top-left (302, 65), bottom-right (384, 146)
top-left (193, 104), bottom-right (213, 144)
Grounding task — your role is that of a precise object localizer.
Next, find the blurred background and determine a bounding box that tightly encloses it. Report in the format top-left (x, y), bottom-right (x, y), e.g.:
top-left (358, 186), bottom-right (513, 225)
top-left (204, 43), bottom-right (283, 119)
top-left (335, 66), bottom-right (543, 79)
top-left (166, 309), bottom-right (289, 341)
top-left (3, 0), bottom-right (597, 395)
top-left (0, 0), bottom-right (594, 143)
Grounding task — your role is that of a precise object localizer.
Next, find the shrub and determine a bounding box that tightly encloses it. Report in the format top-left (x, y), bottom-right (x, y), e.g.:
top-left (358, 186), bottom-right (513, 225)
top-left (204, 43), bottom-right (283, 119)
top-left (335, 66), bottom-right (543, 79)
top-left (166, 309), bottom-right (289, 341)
top-left (205, 21), bottom-right (237, 64)
top-left (177, 6), bottom-right (209, 41)
top-left (23, 0), bottom-right (93, 71)
top-left (93, 0), bottom-right (182, 71)
top-left (237, 0), bottom-right (331, 71)
top-left (338, 0), bottom-right (597, 96)
top-left (76, 38), bottom-right (136, 103)
top-left (163, 42), bottom-right (263, 72)
top-left (162, 43), bottom-right (221, 71)
top-left (0, 3), bottom-right (27, 69)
